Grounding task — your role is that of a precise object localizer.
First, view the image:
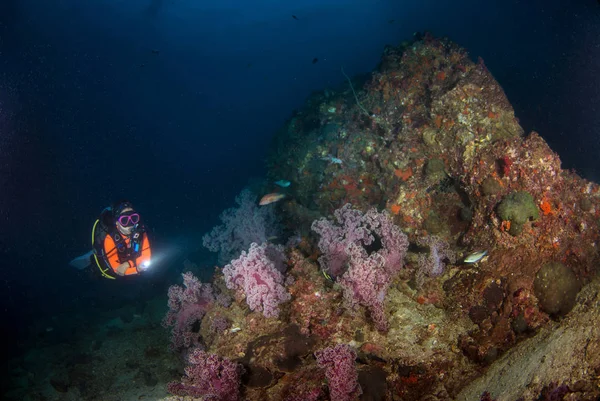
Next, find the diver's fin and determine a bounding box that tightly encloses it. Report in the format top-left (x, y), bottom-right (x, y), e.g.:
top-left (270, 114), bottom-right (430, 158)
top-left (69, 250), bottom-right (94, 270)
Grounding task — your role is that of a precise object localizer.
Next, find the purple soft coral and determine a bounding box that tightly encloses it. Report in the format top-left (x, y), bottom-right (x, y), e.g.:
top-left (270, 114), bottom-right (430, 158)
top-left (416, 235), bottom-right (456, 287)
top-left (223, 242), bottom-right (290, 318)
top-left (339, 244), bottom-right (392, 331)
top-left (162, 271), bottom-right (215, 351)
top-left (167, 348), bottom-right (244, 401)
top-left (311, 204), bottom-right (373, 277)
top-left (314, 344), bottom-right (361, 401)
top-left (312, 204), bottom-right (409, 331)
top-left (202, 189), bottom-right (280, 264)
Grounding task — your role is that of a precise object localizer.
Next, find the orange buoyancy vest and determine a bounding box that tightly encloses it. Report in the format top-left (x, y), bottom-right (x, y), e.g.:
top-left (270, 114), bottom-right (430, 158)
top-left (103, 232), bottom-right (151, 276)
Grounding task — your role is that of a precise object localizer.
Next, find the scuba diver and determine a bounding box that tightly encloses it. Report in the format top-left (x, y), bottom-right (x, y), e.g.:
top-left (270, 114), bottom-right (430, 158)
top-left (69, 201), bottom-right (152, 279)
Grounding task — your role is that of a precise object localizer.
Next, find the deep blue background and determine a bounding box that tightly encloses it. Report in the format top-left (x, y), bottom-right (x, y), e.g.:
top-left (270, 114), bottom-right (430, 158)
top-left (0, 0), bottom-right (599, 353)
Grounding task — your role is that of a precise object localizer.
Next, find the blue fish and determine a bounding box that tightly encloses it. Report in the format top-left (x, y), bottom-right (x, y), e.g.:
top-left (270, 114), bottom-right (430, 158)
top-left (274, 180), bottom-right (291, 188)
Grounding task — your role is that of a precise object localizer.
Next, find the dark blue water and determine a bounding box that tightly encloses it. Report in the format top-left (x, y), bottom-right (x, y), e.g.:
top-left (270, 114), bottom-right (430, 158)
top-left (0, 0), bottom-right (598, 360)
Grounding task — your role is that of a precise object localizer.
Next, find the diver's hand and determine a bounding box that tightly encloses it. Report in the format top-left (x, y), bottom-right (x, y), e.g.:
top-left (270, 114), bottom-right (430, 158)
top-left (116, 262), bottom-right (129, 276)
top-left (137, 261), bottom-right (151, 272)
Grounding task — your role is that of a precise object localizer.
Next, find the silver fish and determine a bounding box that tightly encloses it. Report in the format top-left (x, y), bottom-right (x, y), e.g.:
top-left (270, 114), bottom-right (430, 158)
top-left (321, 155), bottom-right (343, 164)
top-left (463, 250), bottom-right (488, 264)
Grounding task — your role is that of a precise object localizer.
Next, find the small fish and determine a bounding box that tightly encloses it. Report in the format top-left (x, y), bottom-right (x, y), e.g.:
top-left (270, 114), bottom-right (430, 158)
top-left (463, 250), bottom-right (488, 264)
top-left (292, 15), bottom-right (299, 20)
top-left (274, 180), bottom-right (291, 188)
top-left (151, 49), bottom-right (160, 54)
top-left (388, 19), bottom-right (395, 24)
top-left (321, 155), bottom-right (343, 164)
top-left (322, 270), bottom-right (335, 282)
top-left (312, 57), bottom-right (318, 64)
top-left (259, 193), bottom-right (286, 206)
top-left (230, 327), bottom-right (241, 333)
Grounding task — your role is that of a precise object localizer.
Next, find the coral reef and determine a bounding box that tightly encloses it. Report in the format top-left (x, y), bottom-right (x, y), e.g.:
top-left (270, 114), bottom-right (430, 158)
top-left (7, 33), bottom-right (600, 401)
top-left (456, 275), bottom-right (600, 401)
top-left (258, 33), bottom-right (599, 400)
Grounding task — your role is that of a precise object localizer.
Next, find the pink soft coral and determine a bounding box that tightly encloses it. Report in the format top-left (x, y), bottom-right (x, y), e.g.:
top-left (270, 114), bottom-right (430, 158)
top-left (222, 242), bottom-right (290, 318)
top-left (311, 204), bottom-right (409, 331)
top-left (315, 344), bottom-right (361, 401)
top-left (202, 189), bottom-right (280, 264)
top-left (162, 271), bottom-right (214, 351)
top-left (167, 348), bottom-right (244, 401)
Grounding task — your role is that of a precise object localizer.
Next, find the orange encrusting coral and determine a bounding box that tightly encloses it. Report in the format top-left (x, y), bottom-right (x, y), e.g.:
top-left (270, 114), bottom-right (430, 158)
top-left (539, 198), bottom-right (554, 216)
top-left (500, 220), bottom-right (511, 232)
top-left (394, 167), bottom-right (413, 181)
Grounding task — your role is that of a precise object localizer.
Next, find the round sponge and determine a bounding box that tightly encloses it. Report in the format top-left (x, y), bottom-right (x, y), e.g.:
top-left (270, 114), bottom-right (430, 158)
top-left (533, 261), bottom-right (580, 316)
